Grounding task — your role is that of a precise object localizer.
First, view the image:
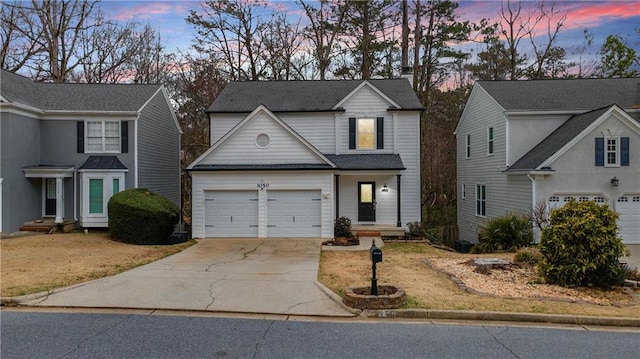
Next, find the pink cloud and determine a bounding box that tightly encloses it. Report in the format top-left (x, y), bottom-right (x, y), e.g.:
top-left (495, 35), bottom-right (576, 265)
top-left (107, 1), bottom-right (193, 21)
top-left (562, 2), bottom-right (640, 30)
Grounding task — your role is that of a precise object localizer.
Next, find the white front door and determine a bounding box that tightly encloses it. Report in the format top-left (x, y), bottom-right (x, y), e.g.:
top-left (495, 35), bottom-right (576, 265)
top-left (204, 191), bottom-right (258, 237)
top-left (617, 195), bottom-right (640, 244)
top-left (267, 190), bottom-right (322, 237)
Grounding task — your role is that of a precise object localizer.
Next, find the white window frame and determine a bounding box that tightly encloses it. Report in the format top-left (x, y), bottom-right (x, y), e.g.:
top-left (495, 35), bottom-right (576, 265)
top-left (356, 118), bottom-right (376, 150)
top-left (604, 136), bottom-right (620, 167)
top-left (85, 120), bottom-right (121, 153)
top-left (475, 184), bottom-right (486, 217)
top-left (465, 134), bottom-right (471, 159)
top-left (487, 127), bottom-right (494, 156)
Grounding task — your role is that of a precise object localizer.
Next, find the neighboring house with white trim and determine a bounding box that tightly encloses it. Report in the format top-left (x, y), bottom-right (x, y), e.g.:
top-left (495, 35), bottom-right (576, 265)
top-left (456, 78), bottom-right (640, 254)
top-left (187, 79), bottom-right (423, 238)
top-left (0, 70), bottom-right (181, 233)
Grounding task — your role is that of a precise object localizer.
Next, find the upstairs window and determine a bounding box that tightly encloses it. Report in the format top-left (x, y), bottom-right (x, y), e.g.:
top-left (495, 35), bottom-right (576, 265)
top-left (595, 136), bottom-right (629, 167)
top-left (465, 134), bottom-right (471, 158)
top-left (82, 121), bottom-right (121, 153)
top-left (349, 117), bottom-right (384, 150)
top-left (487, 127), bottom-right (494, 155)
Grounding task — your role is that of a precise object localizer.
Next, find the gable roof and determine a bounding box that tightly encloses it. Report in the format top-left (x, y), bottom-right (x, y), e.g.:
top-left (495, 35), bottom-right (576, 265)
top-left (0, 69), bottom-right (162, 112)
top-left (207, 79), bottom-right (423, 113)
top-left (506, 105), bottom-right (633, 172)
top-left (188, 105), bottom-right (335, 169)
top-left (78, 156), bottom-right (128, 170)
top-left (325, 154), bottom-right (405, 170)
top-left (479, 78), bottom-right (640, 111)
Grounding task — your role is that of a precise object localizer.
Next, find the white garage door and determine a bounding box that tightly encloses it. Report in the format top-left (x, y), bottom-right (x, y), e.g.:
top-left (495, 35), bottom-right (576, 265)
top-left (617, 196), bottom-right (640, 244)
top-left (548, 194), bottom-right (608, 210)
top-left (204, 191), bottom-right (258, 237)
top-left (267, 190), bottom-right (322, 237)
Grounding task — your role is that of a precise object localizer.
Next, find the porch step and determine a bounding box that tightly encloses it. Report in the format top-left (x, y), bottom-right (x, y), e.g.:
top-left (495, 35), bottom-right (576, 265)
top-left (356, 231), bottom-right (381, 238)
top-left (19, 220), bottom-right (77, 233)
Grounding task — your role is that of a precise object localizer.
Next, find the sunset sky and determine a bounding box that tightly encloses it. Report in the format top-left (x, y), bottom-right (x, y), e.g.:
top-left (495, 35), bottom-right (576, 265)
top-left (101, 0), bottom-right (640, 65)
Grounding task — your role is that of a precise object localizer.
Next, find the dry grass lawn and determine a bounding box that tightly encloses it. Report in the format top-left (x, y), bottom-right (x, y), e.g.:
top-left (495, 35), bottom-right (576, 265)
top-left (319, 242), bottom-right (640, 318)
top-left (1, 232), bottom-right (194, 297)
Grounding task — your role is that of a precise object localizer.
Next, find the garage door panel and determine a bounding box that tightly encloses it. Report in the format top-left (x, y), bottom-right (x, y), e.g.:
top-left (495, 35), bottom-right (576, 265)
top-left (205, 191), bottom-right (258, 237)
top-left (618, 196), bottom-right (640, 244)
top-left (267, 190), bottom-right (321, 237)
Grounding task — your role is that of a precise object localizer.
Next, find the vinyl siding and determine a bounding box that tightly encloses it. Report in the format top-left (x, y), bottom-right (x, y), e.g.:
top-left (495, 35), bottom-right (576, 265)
top-left (137, 91), bottom-right (181, 206)
top-left (457, 85), bottom-right (512, 243)
top-left (0, 112), bottom-right (42, 232)
top-left (394, 112), bottom-right (421, 225)
top-left (191, 171), bottom-right (333, 238)
top-left (201, 111), bottom-right (325, 165)
top-left (507, 114), bottom-right (570, 165)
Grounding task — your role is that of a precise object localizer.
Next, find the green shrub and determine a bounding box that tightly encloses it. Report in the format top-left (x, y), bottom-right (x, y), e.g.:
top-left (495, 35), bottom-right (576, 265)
top-left (514, 246), bottom-right (542, 265)
top-left (108, 188), bottom-right (179, 245)
top-left (472, 212), bottom-right (533, 253)
top-left (405, 221), bottom-right (440, 242)
top-left (334, 216), bottom-right (353, 238)
top-left (539, 200), bottom-right (627, 288)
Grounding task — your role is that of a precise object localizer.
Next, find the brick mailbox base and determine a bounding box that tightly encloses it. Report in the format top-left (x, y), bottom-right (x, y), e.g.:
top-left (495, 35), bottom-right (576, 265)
top-left (343, 285), bottom-right (406, 309)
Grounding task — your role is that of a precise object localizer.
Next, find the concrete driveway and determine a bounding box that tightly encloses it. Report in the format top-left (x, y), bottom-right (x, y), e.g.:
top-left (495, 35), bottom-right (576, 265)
top-left (23, 238), bottom-right (355, 317)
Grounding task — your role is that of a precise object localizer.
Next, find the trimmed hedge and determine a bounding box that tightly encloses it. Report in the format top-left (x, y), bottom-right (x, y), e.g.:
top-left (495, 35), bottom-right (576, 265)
top-left (539, 200), bottom-right (627, 288)
top-left (108, 188), bottom-right (179, 245)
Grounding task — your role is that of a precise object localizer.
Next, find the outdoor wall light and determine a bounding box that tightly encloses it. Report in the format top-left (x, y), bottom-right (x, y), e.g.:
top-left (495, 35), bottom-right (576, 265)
top-left (610, 176), bottom-right (619, 187)
top-left (382, 184), bottom-right (389, 192)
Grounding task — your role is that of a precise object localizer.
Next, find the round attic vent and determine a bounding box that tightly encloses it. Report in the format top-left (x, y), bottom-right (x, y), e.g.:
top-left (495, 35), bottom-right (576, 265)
top-left (256, 133), bottom-right (270, 148)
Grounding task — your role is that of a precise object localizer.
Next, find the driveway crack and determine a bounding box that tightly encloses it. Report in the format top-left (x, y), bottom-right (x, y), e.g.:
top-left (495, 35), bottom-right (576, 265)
top-left (243, 241), bottom-right (265, 260)
top-left (483, 326), bottom-right (521, 359)
top-left (205, 275), bottom-right (227, 311)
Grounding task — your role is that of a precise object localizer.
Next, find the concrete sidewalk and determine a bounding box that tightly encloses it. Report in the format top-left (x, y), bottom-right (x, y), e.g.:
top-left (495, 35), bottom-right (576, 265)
top-left (21, 238), bottom-right (356, 317)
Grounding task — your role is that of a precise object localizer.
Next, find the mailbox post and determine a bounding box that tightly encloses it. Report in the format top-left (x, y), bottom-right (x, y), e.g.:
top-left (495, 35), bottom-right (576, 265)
top-left (370, 239), bottom-right (383, 296)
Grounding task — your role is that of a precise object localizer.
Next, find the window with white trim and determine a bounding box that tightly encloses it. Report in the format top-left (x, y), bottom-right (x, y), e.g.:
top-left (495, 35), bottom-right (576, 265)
top-left (465, 134), bottom-right (471, 158)
top-left (86, 120), bottom-right (120, 153)
top-left (475, 184), bottom-right (486, 217)
top-left (461, 183), bottom-right (466, 199)
top-left (605, 136), bottom-right (619, 167)
top-left (487, 127), bottom-right (494, 155)
top-left (357, 118), bottom-right (375, 149)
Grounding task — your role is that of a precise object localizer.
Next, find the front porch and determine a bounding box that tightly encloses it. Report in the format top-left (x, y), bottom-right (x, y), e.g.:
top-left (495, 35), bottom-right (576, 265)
top-left (19, 218), bottom-right (77, 233)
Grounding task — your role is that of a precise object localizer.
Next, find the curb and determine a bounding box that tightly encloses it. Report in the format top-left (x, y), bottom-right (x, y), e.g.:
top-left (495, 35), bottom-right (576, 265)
top-left (365, 309), bottom-right (640, 327)
top-left (314, 281), bottom-right (362, 316)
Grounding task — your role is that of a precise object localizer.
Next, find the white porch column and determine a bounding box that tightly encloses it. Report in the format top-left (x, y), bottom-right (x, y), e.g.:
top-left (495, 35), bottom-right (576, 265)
top-left (55, 177), bottom-right (64, 224)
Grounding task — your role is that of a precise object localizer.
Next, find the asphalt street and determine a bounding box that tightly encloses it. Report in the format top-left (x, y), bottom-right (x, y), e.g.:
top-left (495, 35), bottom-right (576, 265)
top-left (2, 310), bottom-right (639, 359)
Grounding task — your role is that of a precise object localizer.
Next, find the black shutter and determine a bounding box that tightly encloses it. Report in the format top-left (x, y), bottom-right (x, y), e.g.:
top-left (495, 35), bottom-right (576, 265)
top-left (77, 121), bottom-right (84, 153)
top-left (376, 117), bottom-right (384, 149)
top-left (595, 138), bottom-right (604, 166)
top-left (348, 117), bottom-right (356, 149)
top-left (121, 121), bottom-right (128, 153)
top-left (621, 137), bottom-right (629, 166)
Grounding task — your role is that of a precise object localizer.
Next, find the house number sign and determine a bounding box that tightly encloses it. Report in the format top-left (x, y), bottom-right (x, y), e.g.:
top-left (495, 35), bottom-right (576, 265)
top-left (257, 181), bottom-right (270, 190)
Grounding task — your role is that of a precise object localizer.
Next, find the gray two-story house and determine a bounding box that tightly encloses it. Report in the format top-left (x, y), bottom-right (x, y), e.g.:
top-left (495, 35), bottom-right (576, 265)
top-left (187, 80), bottom-right (423, 238)
top-left (0, 70), bottom-right (181, 233)
top-left (457, 78), bottom-right (640, 261)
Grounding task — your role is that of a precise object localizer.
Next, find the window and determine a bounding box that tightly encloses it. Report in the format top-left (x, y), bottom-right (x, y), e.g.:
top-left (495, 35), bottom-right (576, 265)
top-left (112, 178), bottom-right (120, 195)
top-left (487, 127), bottom-right (494, 155)
top-left (596, 136), bottom-right (629, 167)
top-left (475, 184), bottom-right (486, 217)
top-left (86, 121), bottom-right (120, 153)
top-left (461, 183), bottom-right (466, 199)
top-left (357, 118), bottom-right (375, 149)
top-left (549, 196), bottom-right (560, 203)
top-left (578, 196), bottom-right (589, 202)
top-left (89, 179), bottom-right (104, 214)
top-left (466, 134), bottom-right (471, 158)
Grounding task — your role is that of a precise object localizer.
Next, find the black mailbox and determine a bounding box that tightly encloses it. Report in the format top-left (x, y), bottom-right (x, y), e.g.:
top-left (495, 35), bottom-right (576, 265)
top-left (370, 246), bottom-right (383, 264)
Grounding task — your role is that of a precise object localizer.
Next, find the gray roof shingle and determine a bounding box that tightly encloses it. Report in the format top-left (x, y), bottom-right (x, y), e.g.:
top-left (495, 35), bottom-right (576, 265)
top-left (507, 106), bottom-right (613, 171)
top-left (479, 78), bottom-right (640, 111)
top-left (207, 79), bottom-right (423, 113)
top-left (325, 154), bottom-right (405, 170)
top-left (79, 156), bottom-right (128, 170)
top-left (1, 69), bottom-right (161, 112)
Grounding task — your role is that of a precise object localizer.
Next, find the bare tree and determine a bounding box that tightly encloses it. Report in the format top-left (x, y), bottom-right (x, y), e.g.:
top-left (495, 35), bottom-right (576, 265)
top-left (299, 0), bottom-right (348, 80)
top-left (0, 2), bottom-right (42, 72)
top-left (527, 2), bottom-right (567, 79)
top-left (187, 0), bottom-right (269, 81)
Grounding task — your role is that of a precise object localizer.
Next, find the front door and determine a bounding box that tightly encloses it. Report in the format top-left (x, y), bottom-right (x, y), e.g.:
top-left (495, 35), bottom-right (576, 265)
top-left (45, 178), bottom-right (56, 216)
top-left (358, 182), bottom-right (376, 222)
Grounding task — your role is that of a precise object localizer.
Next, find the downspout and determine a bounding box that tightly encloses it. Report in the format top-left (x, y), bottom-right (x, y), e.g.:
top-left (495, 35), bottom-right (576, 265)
top-left (73, 170), bottom-right (78, 221)
top-left (396, 174), bottom-right (402, 227)
top-left (527, 173), bottom-right (539, 242)
top-left (335, 175), bottom-right (340, 220)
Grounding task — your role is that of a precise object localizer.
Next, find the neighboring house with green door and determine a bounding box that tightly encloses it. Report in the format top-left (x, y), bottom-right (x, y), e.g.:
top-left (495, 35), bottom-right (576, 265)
top-left (0, 70), bottom-right (181, 233)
